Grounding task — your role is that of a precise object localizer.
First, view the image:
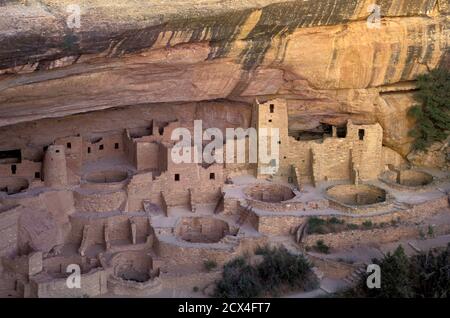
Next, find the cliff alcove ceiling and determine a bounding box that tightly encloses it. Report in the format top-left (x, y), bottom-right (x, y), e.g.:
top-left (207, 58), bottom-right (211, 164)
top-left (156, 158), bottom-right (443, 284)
top-left (0, 0), bottom-right (448, 158)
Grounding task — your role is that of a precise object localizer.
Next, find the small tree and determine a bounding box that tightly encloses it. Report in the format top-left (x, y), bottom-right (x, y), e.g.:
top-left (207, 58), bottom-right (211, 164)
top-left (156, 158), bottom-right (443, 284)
top-left (372, 246), bottom-right (414, 298)
top-left (340, 244), bottom-right (450, 298)
top-left (408, 68), bottom-right (450, 150)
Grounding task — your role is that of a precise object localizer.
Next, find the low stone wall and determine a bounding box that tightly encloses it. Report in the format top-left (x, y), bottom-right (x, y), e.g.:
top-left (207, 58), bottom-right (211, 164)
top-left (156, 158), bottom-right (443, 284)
top-left (74, 189), bottom-right (126, 213)
top-left (68, 214), bottom-right (151, 247)
top-left (156, 236), bottom-right (266, 267)
top-left (162, 271), bottom-right (222, 292)
top-left (223, 197), bottom-right (239, 216)
top-left (0, 205), bottom-right (21, 257)
top-left (241, 192), bottom-right (448, 237)
top-left (155, 239), bottom-right (233, 266)
top-left (126, 172), bottom-right (154, 212)
top-left (327, 199), bottom-right (394, 214)
top-left (335, 195), bottom-right (449, 225)
top-left (191, 188), bottom-right (222, 206)
top-left (108, 275), bottom-right (162, 296)
top-left (304, 197), bottom-right (450, 250)
top-left (305, 221), bottom-right (450, 250)
top-left (2, 251), bottom-right (43, 276)
top-left (239, 205), bottom-right (260, 231)
top-left (30, 268), bottom-right (108, 298)
top-left (80, 180), bottom-right (126, 192)
top-left (304, 225), bottom-right (420, 250)
top-left (247, 198), bottom-right (329, 212)
top-left (258, 215), bottom-right (307, 236)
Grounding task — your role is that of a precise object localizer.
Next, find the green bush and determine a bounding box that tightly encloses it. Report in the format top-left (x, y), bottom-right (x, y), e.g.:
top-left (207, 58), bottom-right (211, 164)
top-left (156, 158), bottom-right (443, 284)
top-left (307, 217), bottom-right (346, 234)
top-left (214, 257), bottom-right (262, 298)
top-left (427, 225), bottom-right (435, 238)
top-left (306, 217), bottom-right (327, 234)
top-left (339, 244), bottom-right (450, 298)
top-left (214, 246), bottom-right (318, 298)
top-left (347, 223), bottom-right (359, 230)
top-left (256, 245), bottom-right (318, 291)
top-left (328, 217), bottom-right (344, 225)
top-left (362, 221), bottom-right (373, 229)
top-left (313, 240), bottom-right (330, 254)
top-left (408, 68), bottom-right (450, 150)
top-left (203, 259), bottom-right (218, 272)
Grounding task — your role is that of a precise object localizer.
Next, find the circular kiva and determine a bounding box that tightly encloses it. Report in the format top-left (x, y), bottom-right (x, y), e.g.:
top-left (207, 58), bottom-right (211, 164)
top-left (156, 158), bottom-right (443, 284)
top-left (245, 183), bottom-right (295, 203)
top-left (395, 170), bottom-right (433, 187)
top-left (175, 217), bottom-right (229, 243)
top-left (379, 169), bottom-right (434, 189)
top-left (326, 184), bottom-right (387, 206)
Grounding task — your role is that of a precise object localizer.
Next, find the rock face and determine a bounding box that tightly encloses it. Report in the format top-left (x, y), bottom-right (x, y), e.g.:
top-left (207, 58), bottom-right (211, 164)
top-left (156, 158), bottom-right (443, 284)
top-left (0, 0), bottom-right (449, 156)
top-left (408, 137), bottom-right (450, 171)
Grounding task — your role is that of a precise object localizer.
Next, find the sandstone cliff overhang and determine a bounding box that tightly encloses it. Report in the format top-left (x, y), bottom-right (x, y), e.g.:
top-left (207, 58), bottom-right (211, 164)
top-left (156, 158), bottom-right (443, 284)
top-left (0, 0), bottom-right (448, 145)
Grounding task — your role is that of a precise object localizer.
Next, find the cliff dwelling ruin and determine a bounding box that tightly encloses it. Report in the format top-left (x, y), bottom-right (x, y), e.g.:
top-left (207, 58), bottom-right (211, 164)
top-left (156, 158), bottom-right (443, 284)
top-left (0, 0), bottom-right (449, 300)
top-left (0, 97), bottom-right (448, 298)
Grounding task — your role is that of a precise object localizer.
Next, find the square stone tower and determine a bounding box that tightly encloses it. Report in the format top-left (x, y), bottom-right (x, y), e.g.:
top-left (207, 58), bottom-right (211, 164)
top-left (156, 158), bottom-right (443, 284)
top-left (253, 99), bottom-right (289, 179)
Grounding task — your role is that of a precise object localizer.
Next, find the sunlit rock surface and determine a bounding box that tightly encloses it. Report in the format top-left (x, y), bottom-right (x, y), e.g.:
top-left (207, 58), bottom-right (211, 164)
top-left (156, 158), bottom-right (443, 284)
top-left (0, 0), bottom-right (449, 156)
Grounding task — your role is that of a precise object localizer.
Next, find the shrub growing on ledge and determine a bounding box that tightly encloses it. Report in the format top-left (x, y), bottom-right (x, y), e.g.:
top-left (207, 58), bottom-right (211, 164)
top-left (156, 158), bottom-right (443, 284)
top-left (214, 246), bottom-right (318, 298)
top-left (203, 259), bottom-right (218, 272)
top-left (408, 68), bottom-right (450, 150)
top-left (306, 217), bottom-right (345, 234)
top-left (313, 240), bottom-right (330, 254)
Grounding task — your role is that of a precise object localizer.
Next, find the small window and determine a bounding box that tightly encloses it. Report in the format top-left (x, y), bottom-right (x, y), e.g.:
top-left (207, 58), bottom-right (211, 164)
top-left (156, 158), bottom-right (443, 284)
top-left (209, 173), bottom-right (215, 180)
top-left (35, 172), bottom-right (41, 179)
top-left (99, 144), bottom-right (104, 150)
top-left (358, 129), bottom-right (365, 141)
top-left (66, 142), bottom-right (71, 149)
top-left (87, 147), bottom-right (91, 154)
top-left (55, 150), bottom-right (60, 153)
top-left (11, 164), bottom-right (17, 175)
top-left (268, 119), bottom-right (272, 123)
top-left (337, 126), bottom-right (347, 138)
top-left (278, 141), bottom-right (281, 144)
top-left (174, 174), bottom-right (180, 181)
top-left (114, 143), bottom-right (119, 149)
top-left (270, 104), bottom-right (274, 113)
top-left (288, 177), bottom-right (293, 183)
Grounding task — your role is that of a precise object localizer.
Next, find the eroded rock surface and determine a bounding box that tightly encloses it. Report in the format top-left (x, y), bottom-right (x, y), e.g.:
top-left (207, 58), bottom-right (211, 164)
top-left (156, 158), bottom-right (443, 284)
top-left (0, 0), bottom-right (449, 156)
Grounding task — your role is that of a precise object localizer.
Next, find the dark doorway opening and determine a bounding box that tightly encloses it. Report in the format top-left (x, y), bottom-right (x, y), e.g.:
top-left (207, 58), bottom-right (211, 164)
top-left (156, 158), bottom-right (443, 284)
top-left (0, 149), bottom-right (21, 164)
top-left (359, 129), bottom-right (365, 141)
top-left (337, 125), bottom-right (347, 138)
